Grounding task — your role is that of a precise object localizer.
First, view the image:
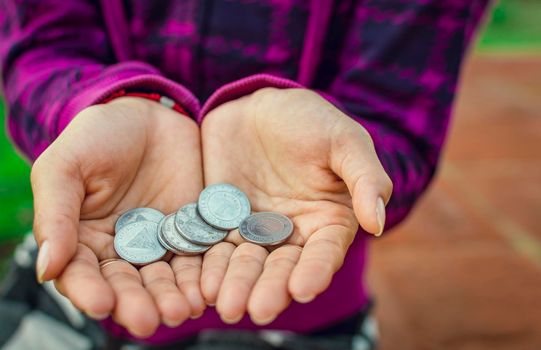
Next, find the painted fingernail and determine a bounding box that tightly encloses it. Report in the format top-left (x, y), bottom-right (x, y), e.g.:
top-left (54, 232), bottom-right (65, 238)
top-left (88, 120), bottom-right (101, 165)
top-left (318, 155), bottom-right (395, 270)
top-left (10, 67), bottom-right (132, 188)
top-left (36, 240), bottom-right (50, 283)
top-left (220, 314), bottom-right (243, 324)
top-left (87, 311), bottom-right (109, 321)
top-left (251, 314), bottom-right (277, 326)
top-left (375, 197), bottom-right (386, 237)
top-left (295, 294), bottom-right (315, 304)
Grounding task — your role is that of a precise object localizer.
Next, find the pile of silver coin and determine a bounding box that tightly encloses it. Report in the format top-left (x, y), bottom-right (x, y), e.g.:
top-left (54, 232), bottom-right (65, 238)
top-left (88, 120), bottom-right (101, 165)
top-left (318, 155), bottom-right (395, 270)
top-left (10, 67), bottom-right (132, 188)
top-left (113, 183), bottom-right (294, 265)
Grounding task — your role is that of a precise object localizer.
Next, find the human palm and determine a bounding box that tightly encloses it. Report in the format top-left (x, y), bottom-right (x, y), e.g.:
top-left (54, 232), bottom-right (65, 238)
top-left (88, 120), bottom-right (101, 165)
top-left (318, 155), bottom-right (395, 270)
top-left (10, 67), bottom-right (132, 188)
top-left (32, 97), bottom-right (206, 337)
top-left (200, 88), bottom-right (392, 325)
top-left (33, 89), bottom-right (392, 336)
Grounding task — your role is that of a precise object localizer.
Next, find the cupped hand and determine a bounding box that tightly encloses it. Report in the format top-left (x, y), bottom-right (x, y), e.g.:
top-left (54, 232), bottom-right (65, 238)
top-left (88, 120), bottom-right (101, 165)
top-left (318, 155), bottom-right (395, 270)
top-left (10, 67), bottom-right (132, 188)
top-left (31, 97), bottom-right (206, 337)
top-left (200, 88), bottom-right (392, 325)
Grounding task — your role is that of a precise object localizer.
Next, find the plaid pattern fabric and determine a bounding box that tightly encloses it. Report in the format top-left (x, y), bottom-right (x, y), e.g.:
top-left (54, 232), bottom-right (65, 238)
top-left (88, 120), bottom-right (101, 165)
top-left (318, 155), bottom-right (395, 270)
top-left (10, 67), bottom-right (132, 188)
top-left (0, 0), bottom-right (487, 231)
top-left (0, 0), bottom-right (487, 343)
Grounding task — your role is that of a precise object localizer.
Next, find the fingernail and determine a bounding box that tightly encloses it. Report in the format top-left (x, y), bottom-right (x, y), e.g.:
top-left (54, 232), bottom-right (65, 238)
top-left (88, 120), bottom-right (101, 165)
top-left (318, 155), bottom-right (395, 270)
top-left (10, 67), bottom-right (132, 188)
top-left (251, 314), bottom-right (277, 326)
top-left (36, 240), bottom-right (50, 283)
top-left (130, 328), bottom-right (152, 339)
top-left (220, 314), bottom-right (243, 324)
top-left (87, 311), bottom-right (109, 321)
top-left (375, 197), bottom-right (386, 237)
top-left (163, 318), bottom-right (183, 328)
top-left (190, 311), bottom-right (204, 320)
top-left (295, 294), bottom-right (315, 304)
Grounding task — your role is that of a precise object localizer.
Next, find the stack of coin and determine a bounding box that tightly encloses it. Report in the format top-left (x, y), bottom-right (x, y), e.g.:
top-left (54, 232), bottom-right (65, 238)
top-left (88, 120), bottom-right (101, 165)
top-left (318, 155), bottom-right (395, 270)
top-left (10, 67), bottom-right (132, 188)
top-left (113, 183), bottom-right (294, 265)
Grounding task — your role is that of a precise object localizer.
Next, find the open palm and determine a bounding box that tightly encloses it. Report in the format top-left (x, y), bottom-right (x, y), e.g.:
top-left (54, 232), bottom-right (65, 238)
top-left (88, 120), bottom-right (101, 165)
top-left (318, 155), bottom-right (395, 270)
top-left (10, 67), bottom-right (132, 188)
top-left (200, 88), bottom-right (392, 325)
top-left (32, 97), bottom-right (206, 337)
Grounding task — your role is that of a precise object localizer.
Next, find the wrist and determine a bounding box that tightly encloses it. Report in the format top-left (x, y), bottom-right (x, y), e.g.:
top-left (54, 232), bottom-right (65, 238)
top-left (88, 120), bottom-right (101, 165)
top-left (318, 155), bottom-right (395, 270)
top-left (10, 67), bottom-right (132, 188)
top-left (102, 90), bottom-right (189, 117)
top-left (106, 96), bottom-right (161, 112)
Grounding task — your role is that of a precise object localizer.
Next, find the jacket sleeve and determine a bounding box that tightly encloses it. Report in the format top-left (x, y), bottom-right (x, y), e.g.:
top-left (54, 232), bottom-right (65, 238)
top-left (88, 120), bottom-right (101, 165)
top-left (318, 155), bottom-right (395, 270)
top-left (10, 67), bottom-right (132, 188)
top-left (318, 0), bottom-right (488, 229)
top-left (0, 0), bottom-right (199, 161)
top-left (197, 0), bottom-right (488, 232)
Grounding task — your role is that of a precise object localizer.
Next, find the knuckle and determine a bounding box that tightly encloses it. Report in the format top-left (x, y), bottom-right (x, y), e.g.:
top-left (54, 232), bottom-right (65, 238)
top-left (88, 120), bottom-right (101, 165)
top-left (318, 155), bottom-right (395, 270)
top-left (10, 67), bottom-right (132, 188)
top-left (354, 170), bottom-right (379, 190)
top-left (264, 254), bottom-right (297, 269)
top-left (310, 233), bottom-right (348, 258)
top-left (230, 253), bottom-right (261, 266)
top-left (227, 274), bottom-right (257, 290)
top-left (105, 270), bottom-right (142, 284)
top-left (145, 276), bottom-right (173, 288)
top-left (235, 242), bottom-right (267, 258)
top-left (176, 277), bottom-right (200, 289)
top-left (356, 124), bottom-right (373, 142)
top-left (172, 262), bottom-right (201, 276)
top-left (299, 256), bottom-right (335, 276)
top-left (383, 174), bottom-right (394, 194)
top-left (287, 234), bottom-right (306, 247)
top-left (201, 266), bottom-right (225, 281)
top-left (32, 149), bottom-right (80, 187)
top-left (205, 242), bottom-right (236, 257)
top-left (30, 155), bottom-right (48, 185)
top-left (140, 261), bottom-right (170, 274)
top-left (337, 121), bottom-right (371, 145)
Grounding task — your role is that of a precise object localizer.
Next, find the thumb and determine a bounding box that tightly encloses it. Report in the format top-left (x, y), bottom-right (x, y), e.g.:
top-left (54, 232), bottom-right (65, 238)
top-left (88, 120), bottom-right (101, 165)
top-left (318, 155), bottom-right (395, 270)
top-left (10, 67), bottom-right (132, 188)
top-left (331, 123), bottom-right (393, 236)
top-left (31, 149), bottom-right (84, 282)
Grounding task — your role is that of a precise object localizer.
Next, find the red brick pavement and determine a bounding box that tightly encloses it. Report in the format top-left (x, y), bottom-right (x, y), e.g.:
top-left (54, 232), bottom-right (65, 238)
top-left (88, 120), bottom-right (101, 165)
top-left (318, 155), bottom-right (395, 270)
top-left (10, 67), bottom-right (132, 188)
top-left (367, 53), bottom-right (541, 350)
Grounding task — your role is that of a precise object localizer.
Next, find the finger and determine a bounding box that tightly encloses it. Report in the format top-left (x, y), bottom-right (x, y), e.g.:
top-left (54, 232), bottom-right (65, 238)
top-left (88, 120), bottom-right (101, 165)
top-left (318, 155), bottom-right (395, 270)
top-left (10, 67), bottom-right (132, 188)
top-left (247, 245), bottom-right (301, 325)
top-left (31, 151), bottom-right (84, 282)
top-left (54, 244), bottom-right (114, 319)
top-left (216, 243), bottom-right (268, 324)
top-left (101, 260), bottom-right (160, 338)
top-left (223, 229), bottom-right (244, 246)
top-left (140, 261), bottom-right (191, 328)
top-left (288, 224), bottom-right (355, 303)
top-left (201, 242), bottom-right (236, 306)
top-left (170, 255), bottom-right (206, 318)
top-left (330, 123), bottom-right (393, 235)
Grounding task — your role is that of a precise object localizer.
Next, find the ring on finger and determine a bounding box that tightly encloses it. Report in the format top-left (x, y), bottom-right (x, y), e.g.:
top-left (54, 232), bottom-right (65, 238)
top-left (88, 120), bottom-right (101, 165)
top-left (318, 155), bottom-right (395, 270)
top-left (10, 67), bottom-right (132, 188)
top-left (99, 258), bottom-right (124, 269)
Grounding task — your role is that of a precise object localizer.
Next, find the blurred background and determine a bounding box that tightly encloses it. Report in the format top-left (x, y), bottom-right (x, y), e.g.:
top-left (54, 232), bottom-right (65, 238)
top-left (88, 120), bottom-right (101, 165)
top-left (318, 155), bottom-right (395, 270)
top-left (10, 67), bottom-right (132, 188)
top-left (0, 1), bottom-right (540, 349)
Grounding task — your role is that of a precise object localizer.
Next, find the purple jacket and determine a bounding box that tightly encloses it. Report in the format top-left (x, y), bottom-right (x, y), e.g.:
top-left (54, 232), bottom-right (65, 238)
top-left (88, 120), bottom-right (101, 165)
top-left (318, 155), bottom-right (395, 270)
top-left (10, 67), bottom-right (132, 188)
top-left (0, 0), bottom-right (487, 343)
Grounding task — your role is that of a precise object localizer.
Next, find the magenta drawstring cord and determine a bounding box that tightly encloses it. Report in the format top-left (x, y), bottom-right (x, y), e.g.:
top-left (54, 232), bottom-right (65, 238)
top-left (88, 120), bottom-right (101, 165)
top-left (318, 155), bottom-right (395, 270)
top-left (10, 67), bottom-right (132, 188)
top-left (100, 0), bottom-right (134, 61)
top-left (297, 0), bottom-right (333, 86)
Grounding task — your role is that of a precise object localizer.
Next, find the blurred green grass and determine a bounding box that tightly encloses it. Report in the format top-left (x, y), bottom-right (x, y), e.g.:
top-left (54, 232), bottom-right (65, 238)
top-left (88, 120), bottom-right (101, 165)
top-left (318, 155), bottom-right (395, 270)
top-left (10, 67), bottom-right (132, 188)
top-left (0, 98), bottom-right (33, 242)
top-left (0, 0), bottom-right (540, 243)
top-left (478, 0), bottom-right (541, 51)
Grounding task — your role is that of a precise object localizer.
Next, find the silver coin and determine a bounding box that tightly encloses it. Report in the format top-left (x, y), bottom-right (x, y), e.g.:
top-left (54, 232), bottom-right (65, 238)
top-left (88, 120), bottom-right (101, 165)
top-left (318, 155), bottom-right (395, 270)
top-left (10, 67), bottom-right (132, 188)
top-left (115, 208), bottom-right (164, 233)
top-left (198, 183), bottom-right (251, 230)
top-left (161, 214), bottom-right (210, 255)
top-left (175, 203), bottom-right (228, 245)
top-left (157, 215), bottom-right (184, 255)
top-left (114, 221), bottom-right (166, 265)
top-left (158, 216), bottom-right (191, 255)
top-left (239, 212), bottom-right (293, 246)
